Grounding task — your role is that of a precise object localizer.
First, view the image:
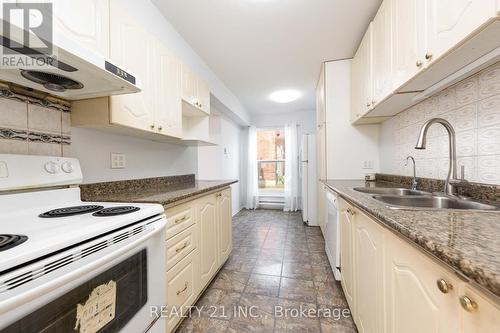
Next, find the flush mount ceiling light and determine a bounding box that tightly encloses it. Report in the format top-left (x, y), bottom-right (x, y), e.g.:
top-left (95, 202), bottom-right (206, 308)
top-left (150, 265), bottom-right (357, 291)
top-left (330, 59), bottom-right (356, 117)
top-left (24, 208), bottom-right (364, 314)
top-left (269, 90), bottom-right (302, 103)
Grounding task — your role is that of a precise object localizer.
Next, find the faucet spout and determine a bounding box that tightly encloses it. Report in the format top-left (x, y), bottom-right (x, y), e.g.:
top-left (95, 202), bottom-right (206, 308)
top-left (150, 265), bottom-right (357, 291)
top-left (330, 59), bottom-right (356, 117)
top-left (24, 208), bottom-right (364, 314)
top-left (415, 118), bottom-right (458, 195)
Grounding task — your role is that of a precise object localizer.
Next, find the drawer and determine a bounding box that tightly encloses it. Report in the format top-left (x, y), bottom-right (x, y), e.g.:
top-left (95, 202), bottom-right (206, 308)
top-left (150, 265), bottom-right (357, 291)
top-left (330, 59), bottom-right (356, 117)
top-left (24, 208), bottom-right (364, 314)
top-left (166, 225), bottom-right (197, 270)
top-left (165, 202), bottom-right (195, 239)
top-left (166, 250), bottom-right (198, 332)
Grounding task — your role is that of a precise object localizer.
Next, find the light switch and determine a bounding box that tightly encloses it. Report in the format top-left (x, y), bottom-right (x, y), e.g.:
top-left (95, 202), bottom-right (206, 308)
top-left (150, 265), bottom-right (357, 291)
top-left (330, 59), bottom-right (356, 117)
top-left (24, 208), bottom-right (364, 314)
top-left (0, 161), bottom-right (8, 178)
top-left (111, 153), bottom-right (126, 169)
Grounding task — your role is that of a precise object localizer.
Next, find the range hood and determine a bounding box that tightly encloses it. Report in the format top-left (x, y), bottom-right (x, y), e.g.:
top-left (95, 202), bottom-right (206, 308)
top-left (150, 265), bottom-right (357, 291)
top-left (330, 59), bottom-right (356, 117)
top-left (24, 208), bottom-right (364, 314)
top-left (0, 18), bottom-right (140, 100)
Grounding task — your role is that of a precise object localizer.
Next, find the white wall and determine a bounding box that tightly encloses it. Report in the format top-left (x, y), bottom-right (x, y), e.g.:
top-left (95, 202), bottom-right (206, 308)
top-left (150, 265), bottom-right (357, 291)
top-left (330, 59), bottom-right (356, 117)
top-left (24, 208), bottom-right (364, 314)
top-left (197, 112), bottom-right (245, 215)
top-left (380, 61), bottom-right (500, 185)
top-left (325, 60), bottom-right (380, 179)
top-left (251, 110), bottom-right (317, 138)
top-left (118, 0), bottom-right (249, 125)
top-left (70, 128), bottom-right (198, 183)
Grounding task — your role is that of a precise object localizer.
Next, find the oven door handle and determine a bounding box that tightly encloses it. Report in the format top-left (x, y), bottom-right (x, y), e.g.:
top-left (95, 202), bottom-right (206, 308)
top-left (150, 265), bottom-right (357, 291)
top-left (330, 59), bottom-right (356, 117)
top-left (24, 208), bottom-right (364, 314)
top-left (0, 218), bottom-right (166, 314)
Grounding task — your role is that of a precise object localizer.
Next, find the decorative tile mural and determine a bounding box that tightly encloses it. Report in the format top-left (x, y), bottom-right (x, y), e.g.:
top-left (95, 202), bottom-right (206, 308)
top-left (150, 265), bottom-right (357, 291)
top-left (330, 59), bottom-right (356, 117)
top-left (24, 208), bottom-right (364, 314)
top-left (0, 83), bottom-right (71, 157)
top-left (380, 61), bottom-right (500, 185)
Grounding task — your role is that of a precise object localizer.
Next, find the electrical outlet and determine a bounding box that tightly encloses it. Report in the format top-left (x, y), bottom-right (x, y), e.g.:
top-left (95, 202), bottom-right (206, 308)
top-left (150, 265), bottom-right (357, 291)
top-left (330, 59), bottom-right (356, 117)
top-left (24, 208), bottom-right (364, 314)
top-left (111, 153), bottom-right (126, 169)
top-left (362, 160), bottom-right (374, 169)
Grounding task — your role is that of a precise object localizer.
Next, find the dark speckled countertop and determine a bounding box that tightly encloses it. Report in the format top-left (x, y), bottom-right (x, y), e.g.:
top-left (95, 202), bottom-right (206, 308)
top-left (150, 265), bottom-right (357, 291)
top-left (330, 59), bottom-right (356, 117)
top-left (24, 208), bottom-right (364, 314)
top-left (80, 175), bottom-right (237, 208)
top-left (323, 179), bottom-right (500, 299)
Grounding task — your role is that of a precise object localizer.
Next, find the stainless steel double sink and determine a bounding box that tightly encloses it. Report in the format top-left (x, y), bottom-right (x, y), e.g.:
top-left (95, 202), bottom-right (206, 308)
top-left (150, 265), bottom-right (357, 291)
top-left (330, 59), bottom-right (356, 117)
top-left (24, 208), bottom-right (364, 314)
top-left (353, 187), bottom-right (499, 211)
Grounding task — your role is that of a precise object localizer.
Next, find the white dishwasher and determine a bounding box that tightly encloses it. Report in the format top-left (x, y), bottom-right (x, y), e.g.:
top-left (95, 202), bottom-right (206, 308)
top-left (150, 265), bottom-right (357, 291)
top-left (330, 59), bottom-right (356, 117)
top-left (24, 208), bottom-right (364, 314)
top-left (325, 189), bottom-right (341, 280)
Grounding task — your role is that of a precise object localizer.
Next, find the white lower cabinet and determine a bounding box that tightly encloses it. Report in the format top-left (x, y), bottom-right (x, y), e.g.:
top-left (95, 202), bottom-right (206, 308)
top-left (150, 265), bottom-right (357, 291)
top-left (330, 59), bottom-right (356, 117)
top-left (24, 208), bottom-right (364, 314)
top-left (461, 285), bottom-right (500, 333)
top-left (165, 188), bottom-right (232, 332)
top-left (354, 208), bottom-right (385, 333)
top-left (198, 194), bottom-right (218, 290)
top-left (339, 201), bottom-right (356, 316)
top-left (338, 197), bottom-right (500, 333)
top-left (385, 230), bottom-right (461, 333)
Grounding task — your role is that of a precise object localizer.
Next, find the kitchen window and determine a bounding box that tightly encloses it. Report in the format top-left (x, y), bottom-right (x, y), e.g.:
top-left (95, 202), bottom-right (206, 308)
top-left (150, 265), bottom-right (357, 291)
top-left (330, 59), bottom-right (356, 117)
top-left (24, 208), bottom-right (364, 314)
top-left (257, 129), bottom-right (285, 193)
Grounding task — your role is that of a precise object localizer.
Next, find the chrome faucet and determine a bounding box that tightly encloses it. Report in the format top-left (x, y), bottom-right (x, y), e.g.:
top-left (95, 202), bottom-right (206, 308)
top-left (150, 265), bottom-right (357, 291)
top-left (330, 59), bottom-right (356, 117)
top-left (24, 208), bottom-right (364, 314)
top-left (415, 118), bottom-right (467, 196)
top-left (405, 156), bottom-right (418, 190)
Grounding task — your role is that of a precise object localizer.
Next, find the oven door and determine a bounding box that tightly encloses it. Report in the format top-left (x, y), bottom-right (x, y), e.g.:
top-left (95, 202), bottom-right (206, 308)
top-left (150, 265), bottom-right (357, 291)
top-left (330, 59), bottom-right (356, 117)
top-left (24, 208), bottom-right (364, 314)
top-left (0, 216), bottom-right (167, 333)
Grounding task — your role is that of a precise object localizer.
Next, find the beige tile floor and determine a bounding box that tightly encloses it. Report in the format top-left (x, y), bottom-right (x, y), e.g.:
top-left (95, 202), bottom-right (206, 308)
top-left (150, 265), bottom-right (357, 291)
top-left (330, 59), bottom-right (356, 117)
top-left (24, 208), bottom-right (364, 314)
top-left (176, 209), bottom-right (357, 333)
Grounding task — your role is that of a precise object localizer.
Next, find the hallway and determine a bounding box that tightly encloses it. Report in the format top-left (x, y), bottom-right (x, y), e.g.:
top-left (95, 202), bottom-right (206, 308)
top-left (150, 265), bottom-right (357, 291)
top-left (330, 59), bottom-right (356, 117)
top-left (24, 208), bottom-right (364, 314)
top-left (176, 209), bottom-right (357, 333)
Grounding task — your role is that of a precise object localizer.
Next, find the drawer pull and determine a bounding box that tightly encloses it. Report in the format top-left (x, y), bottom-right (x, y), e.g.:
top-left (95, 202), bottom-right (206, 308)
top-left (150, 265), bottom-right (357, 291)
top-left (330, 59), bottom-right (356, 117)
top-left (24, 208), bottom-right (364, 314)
top-left (459, 296), bottom-right (477, 312)
top-left (175, 242), bottom-right (190, 253)
top-left (174, 216), bottom-right (187, 224)
top-left (176, 282), bottom-right (189, 295)
top-left (436, 279), bottom-right (453, 294)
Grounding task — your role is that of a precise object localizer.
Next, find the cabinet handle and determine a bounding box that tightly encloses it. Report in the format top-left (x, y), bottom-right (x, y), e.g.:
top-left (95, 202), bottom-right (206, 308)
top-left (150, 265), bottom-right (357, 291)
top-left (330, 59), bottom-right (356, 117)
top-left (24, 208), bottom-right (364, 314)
top-left (346, 208), bottom-right (355, 216)
top-left (174, 216), bottom-right (187, 224)
top-left (425, 52), bottom-right (433, 60)
top-left (459, 296), bottom-right (477, 312)
top-left (175, 241), bottom-right (190, 253)
top-left (366, 102), bottom-right (371, 107)
top-left (436, 279), bottom-right (453, 294)
top-left (416, 60), bottom-right (423, 67)
top-left (176, 282), bottom-right (189, 295)
top-left (158, 126), bottom-right (163, 131)
top-left (150, 124), bottom-right (155, 130)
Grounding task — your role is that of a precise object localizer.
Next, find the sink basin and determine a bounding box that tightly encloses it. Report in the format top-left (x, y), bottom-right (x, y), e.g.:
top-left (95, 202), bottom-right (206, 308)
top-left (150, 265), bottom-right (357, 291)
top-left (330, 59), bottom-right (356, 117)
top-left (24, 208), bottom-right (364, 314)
top-left (353, 187), bottom-right (430, 196)
top-left (373, 195), bottom-right (499, 211)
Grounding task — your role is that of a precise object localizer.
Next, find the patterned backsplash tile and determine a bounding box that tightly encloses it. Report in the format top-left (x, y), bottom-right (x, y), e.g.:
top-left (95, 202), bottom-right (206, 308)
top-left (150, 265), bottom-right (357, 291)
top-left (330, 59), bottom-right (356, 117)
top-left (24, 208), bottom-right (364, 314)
top-left (380, 61), bottom-right (500, 185)
top-left (0, 82), bottom-right (71, 157)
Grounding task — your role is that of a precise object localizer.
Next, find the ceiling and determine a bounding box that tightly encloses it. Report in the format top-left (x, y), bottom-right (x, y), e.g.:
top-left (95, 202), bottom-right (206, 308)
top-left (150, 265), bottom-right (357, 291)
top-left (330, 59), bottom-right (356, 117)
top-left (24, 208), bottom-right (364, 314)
top-left (153, 0), bottom-right (381, 116)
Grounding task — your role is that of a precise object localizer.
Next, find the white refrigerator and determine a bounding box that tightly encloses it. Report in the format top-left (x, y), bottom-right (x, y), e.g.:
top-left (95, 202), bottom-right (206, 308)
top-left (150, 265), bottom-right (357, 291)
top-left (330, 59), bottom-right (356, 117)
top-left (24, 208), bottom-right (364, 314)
top-left (301, 134), bottom-right (318, 226)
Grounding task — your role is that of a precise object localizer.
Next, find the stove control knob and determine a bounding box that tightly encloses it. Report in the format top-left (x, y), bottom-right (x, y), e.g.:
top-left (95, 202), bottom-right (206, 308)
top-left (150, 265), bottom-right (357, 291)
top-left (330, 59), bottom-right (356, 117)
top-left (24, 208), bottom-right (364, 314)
top-left (61, 161), bottom-right (74, 173)
top-left (44, 161), bottom-right (60, 174)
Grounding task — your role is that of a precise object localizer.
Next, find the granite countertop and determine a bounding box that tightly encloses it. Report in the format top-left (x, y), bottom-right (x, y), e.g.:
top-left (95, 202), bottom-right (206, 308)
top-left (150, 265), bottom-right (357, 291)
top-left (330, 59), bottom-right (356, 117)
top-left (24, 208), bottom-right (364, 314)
top-left (80, 175), bottom-right (237, 208)
top-left (323, 179), bottom-right (500, 299)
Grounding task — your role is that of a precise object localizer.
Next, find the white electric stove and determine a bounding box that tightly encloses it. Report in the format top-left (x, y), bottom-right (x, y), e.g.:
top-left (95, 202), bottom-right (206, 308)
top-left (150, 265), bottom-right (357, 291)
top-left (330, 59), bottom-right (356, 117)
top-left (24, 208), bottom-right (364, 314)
top-left (0, 154), bottom-right (167, 333)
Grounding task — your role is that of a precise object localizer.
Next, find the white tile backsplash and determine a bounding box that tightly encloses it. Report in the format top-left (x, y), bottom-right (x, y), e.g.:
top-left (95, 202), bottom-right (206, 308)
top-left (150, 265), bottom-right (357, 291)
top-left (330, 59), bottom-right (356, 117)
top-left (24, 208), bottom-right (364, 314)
top-left (380, 61), bottom-right (500, 185)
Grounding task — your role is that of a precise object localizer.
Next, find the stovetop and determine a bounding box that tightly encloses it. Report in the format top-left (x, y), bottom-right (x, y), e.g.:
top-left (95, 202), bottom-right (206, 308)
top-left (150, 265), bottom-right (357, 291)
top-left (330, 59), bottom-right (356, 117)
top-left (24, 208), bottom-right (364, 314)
top-left (0, 187), bottom-right (164, 272)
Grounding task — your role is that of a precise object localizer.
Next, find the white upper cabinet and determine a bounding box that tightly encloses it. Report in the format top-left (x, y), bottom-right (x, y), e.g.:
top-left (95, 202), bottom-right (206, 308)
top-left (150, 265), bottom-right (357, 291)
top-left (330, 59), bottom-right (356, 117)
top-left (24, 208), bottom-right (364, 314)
top-left (156, 44), bottom-right (182, 138)
top-left (109, 2), bottom-right (155, 132)
top-left (351, 24), bottom-right (373, 122)
top-left (197, 78), bottom-right (211, 115)
top-left (182, 64), bottom-right (210, 115)
top-left (426, 0), bottom-right (497, 64)
top-left (392, 0), bottom-right (426, 89)
top-left (316, 66), bottom-right (326, 125)
top-left (52, 0), bottom-right (110, 57)
top-left (372, 0), bottom-right (393, 105)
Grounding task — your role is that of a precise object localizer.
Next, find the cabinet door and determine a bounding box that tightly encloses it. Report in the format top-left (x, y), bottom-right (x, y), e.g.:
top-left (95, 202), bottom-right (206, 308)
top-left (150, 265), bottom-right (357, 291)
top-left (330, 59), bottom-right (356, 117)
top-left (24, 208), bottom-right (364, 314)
top-left (461, 285), bottom-right (500, 333)
top-left (198, 194), bottom-right (218, 289)
top-left (156, 44), bottom-right (182, 138)
top-left (52, 0), bottom-right (109, 57)
top-left (181, 64), bottom-right (198, 106)
top-left (339, 201), bottom-right (356, 316)
top-left (385, 233), bottom-right (460, 333)
top-left (317, 124), bottom-right (326, 180)
top-left (217, 189), bottom-right (232, 266)
top-left (109, 0), bottom-right (155, 131)
top-left (354, 210), bottom-right (385, 333)
top-left (316, 65), bottom-right (326, 125)
top-left (426, 0), bottom-right (496, 64)
top-left (392, 0), bottom-right (426, 89)
top-left (351, 24), bottom-right (373, 122)
top-left (317, 184), bottom-right (327, 233)
top-left (197, 78), bottom-right (211, 114)
top-left (372, 0), bottom-right (393, 105)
